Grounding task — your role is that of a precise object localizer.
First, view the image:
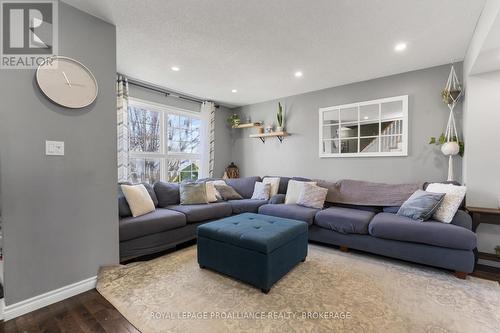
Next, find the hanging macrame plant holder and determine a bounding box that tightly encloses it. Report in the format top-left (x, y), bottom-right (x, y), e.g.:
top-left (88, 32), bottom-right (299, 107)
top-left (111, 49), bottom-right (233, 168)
top-left (441, 64), bottom-right (462, 181)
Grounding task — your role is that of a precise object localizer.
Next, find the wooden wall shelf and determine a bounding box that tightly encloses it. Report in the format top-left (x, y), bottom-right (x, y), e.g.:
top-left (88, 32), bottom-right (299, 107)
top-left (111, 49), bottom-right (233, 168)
top-left (249, 131), bottom-right (289, 143)
top-left (478, 252), bottom-right (500, 263)
top-left (232, 122), bottom-right (263, 129)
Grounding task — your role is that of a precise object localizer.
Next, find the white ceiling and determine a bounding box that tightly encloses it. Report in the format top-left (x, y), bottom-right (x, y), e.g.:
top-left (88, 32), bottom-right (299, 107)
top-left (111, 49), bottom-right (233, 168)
top-left (64, 0), bottom-right (485, 108)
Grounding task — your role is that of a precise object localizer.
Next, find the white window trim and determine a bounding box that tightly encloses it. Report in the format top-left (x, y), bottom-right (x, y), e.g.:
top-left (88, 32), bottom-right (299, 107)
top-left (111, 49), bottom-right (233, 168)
top-left (318, 95), bottom-right (408, 158)
top-left (128, 97), bottom-right (205, 181)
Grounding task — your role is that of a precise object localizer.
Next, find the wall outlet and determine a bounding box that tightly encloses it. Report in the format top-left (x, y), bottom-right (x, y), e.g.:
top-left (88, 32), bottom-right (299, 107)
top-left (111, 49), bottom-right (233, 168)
top-left (45, 141), bottom-right (64, 156)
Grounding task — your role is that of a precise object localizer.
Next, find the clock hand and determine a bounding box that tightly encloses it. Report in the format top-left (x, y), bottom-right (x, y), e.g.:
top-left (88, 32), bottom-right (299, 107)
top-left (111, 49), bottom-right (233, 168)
top-left (62, 71), bottom-right (72, 87)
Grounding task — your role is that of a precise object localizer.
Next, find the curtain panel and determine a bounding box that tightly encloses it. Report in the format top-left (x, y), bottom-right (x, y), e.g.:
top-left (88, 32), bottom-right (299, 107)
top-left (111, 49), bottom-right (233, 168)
top-left (201, 101), bottom-right (216, 178)
top-left (117, 76), bottom-right (129, 182)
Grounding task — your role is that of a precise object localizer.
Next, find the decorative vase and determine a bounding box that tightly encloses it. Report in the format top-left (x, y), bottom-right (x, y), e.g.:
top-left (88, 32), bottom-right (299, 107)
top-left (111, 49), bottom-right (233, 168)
top-left (225, 162), bottom-right (239, 179)
top-left (276, 126), bottom-right (284, 132)
top-left (258, 127), bottom-right (264, 134)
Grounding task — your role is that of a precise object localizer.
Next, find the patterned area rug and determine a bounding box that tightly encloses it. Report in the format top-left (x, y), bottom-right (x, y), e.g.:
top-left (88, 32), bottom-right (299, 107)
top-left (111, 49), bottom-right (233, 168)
top-left (97, 245), bottom-right (500, 333)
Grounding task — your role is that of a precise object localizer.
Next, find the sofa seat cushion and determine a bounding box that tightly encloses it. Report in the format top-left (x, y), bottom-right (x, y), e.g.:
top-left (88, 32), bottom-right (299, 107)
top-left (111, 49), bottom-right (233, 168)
top-left (258, 204), bottom-right (319, 225)
top-left (167, 202), bottom-right (232, 223)
top-left (197, 213), bottom-right (308, 254)
top-left (119, 208), bottom-right (186, 241)
top-left (368, 213), bottom-right (477, 250)
top-left (228, 199), bottom-right (268, 214)
top-left (314, 207), bottom-right (376, 235)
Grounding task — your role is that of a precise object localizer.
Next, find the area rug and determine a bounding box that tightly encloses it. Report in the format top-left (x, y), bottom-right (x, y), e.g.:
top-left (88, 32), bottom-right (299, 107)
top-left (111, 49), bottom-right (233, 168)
top-left (97, 244), bottom-right (500, 333)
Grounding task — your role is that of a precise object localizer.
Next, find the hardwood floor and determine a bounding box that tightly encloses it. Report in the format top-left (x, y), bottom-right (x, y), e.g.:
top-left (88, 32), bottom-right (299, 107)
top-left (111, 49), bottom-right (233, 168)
top-left (1, 263), bottom-right (498, 333)
top-left (0, 290), bottom-right (139, 333)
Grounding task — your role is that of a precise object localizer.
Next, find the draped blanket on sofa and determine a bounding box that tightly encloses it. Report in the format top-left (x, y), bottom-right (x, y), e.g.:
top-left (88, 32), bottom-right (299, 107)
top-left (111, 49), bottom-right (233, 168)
top-left (315, 179), bottom-right (423, 207)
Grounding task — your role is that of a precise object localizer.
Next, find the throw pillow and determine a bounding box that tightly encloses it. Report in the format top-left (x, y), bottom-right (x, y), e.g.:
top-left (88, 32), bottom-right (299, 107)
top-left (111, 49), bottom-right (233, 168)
top-left (296, 183), bottom-right (328, 209)
top-left (426, 183), bottom-right (467, 223)
top-left (396, 190), bottom-right (446, 221)
top-left (180, 182), bottom-right (208, 205)
top-left (262, 177), bottom-right (280, 196)
top-left (251, 182), bottom-right (271, 200)
top-left (215, 184), bottom-right (243, 200)
top-left (120, 184), bottom-right (156, 217)
top-left (285, 180), bottom-right (317, 204)
top-left (205, 182), bottom-right (219, 202)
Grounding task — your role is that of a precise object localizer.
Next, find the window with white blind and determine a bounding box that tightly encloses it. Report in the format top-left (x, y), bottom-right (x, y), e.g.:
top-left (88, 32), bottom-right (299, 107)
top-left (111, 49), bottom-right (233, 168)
top-left (319, 95), bottom-right (408, 157)
top-left (127, 98), bottom-right (202, 184)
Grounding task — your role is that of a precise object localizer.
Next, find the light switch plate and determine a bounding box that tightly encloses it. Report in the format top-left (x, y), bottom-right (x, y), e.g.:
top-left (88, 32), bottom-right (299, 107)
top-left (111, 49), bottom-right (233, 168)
top-left (46, 141), bottom-right (64, 156)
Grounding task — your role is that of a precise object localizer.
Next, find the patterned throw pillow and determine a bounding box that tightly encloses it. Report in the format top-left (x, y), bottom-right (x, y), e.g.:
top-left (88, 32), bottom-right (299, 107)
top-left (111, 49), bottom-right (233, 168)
top-left (205, 182), bottom-right (219, 202)
top-left (214, 184), bottom-right (243, 200)
top-left (425, 183), bottom-right (467, 223)
top-left (180, 182), bottom-right (209, 205)
top-left (262, 177), bottom-right (280, 196)
top-left (296, 183), bottom-right (328, 209)
top-left (251, 182), bottom-right (271, 200)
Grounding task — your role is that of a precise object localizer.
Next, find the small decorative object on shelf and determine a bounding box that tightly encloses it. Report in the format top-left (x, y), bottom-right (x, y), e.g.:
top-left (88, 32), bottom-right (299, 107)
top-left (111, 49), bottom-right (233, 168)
top-left (495, 245), bottom-right (500, 257)
top-left (265, 125), bottom-right (273, 133)
top-left (429, 63), bottom-right (464, 181)
top-left (225, 162), bottom-right (239, 178)
top-left (227, 113), bottom-right (241, 127)
top-left (232, 122), bottom-right (263, 129)
top-left (258, 127), bottom-right (264, 134)
top-left (276, 102), bottom-right (285, 132)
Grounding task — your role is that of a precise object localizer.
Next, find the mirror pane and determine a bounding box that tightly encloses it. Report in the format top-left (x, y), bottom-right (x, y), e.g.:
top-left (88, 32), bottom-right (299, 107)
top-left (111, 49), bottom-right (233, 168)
top-left (323, 124), bottom-right (340, 139)
top-left (340, 107), bottom-right (358, 123)
top-left (381, 100), bottom-right (403, 120)
top-left (381, 135), bottom-right (403, 152)
top-left (322, 139), bottom-right (339, 154)
top-left (360, 137), bottom-right (379, 153)
top-left (340, 139), bottom-right (358, 153)
top-left (360, 104), bottom-right (379, 122)
top-left (323, 109), bottom-right (339, 125)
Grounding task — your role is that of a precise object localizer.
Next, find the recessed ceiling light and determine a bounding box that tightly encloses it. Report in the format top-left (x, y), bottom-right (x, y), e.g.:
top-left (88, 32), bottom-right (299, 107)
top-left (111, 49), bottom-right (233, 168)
top-left (363, 116), bottom-right (369, 120)
top-left (231, 89), bottom-right (237, 93)
top-left (294, 71), bottom-right (303, 78)
top-left (394, 43), bottom-right (407, 52)
top-left (171, 66), bottom-right (180, 71)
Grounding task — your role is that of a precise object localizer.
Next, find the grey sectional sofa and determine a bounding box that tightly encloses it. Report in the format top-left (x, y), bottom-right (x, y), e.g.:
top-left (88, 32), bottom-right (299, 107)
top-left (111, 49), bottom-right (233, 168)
top-left (118, 176), bottom-right (477, 278)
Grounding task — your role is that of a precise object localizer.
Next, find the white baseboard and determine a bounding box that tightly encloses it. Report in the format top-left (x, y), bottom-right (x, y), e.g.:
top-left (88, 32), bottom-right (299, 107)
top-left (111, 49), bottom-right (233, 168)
top-left (3, 276), bottom-right (97, 321)
top-left (0, 299), bottom-right (4, 321)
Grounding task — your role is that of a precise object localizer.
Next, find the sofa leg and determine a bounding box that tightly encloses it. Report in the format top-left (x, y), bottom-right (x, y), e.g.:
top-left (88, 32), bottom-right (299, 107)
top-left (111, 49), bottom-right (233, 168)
top-left (301, 257), bottom-right (306, 262)
top-left (199, 264), bottom-right (206, 269)
top-left (261, 288), bottom-right (270, 294)
top-left (340, 246), bottom-right (349, 252)
top-left (454, 271), bottom-right (467, 279)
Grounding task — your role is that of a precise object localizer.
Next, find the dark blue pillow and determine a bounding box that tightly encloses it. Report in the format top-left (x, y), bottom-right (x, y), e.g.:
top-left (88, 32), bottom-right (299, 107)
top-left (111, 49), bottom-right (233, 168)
top-left (397, 190), bottom-right (445, 221)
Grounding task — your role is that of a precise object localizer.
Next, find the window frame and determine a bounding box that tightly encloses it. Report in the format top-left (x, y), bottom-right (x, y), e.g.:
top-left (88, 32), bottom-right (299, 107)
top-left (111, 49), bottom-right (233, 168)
top-left (318, 95), bottom-right (408, 158)
top-left (127, 97), bottom-right (203, 182)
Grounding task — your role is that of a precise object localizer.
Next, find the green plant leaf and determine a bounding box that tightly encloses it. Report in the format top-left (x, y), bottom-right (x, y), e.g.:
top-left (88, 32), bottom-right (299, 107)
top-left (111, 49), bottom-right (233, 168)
top-left (429, 137), bottom-right (436, 144)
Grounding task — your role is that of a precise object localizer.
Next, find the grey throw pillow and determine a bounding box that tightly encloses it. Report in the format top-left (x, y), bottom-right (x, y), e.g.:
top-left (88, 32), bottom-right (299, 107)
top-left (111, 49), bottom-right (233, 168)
top-left (251, 182), bottom-right (271, 200)
top-left (215, 184), bottom-right (243, 200)
top-left (180, 182), bottom-right (208, 205)
top-left (296, 182), bottom-right (328, 209)
top-left (397, 190), bottom-right (445, 221)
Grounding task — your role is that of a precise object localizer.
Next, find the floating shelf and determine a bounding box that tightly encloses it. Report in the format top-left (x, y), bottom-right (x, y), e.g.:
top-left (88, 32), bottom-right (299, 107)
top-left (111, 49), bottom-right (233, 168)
top-left (249, 131), bottom-right (289, 143)
top-left (232, 122), bottom-right (263, 129)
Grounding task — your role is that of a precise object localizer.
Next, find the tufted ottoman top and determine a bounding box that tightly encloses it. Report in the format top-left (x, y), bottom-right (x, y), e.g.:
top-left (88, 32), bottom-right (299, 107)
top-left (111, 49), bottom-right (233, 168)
top-left (197, 213), bottom-right (308, 254)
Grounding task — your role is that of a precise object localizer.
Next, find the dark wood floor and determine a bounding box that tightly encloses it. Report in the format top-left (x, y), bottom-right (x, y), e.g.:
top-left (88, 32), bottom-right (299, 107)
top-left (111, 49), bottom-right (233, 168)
top-left (1, 289), bottom-right (139, 333)
top-left (1, 264), bottom-right (498, 333)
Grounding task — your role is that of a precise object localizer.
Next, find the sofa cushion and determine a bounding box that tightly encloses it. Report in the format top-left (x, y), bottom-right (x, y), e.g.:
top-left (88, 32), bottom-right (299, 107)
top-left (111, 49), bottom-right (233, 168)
top-left (180, 182), bottom-right (208, 205)
top-left (225, 176), bottom-right (262, 198)
top-left (154, 181), bottom-right (180, 207)
top-left (119, 208), bottom-right (186, 241)
top-left (263, 176), bottom-right (310, 194)
top-left (167, 202), bottom-right (232, 223)
top-left (228, 199), bottom-right (268, 214)
top-left (258, 203), bottom-right (319, 225)
top-left (368, 213), bottom-right (477, 250)
top-left (118, 182), bottom-right (132, 218)
top-left (314, 207), bottom-right (376, 235)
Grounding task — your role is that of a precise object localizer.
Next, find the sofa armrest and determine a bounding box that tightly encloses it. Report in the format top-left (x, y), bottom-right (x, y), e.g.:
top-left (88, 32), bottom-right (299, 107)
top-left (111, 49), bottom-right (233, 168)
top-left (269, 194), bottom-right (286, 204)
top-left (450, 210), bottom-right (473, 230)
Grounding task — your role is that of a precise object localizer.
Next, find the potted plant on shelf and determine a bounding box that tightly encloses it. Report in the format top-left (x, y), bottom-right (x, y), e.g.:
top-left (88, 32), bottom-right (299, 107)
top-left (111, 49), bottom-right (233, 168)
top-left (227, 113), bottom-right (241, 128)
top-left (495, 245), bottom-right (500, 257)
top-left (276, 102), bottom-right (284, 132)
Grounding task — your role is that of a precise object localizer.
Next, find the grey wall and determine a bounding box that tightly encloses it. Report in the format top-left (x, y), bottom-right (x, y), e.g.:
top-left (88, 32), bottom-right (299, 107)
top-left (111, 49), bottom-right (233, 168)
top-left (128, 85), bottom-right (233, 178)
top-left (0, 2), bottom-right (118, 305)
top-left (232, 64), bottom-right (463, 183)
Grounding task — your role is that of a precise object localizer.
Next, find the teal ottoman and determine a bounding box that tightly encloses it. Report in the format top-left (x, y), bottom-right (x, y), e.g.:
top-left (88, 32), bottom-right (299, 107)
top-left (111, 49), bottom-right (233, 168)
top-left (197, 212), bottom-right (308, 293)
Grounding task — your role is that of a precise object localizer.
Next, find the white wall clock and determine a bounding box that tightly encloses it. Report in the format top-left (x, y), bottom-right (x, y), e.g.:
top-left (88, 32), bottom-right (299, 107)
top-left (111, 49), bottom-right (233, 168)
top-left (36, 56), bottom-right (98, 109)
